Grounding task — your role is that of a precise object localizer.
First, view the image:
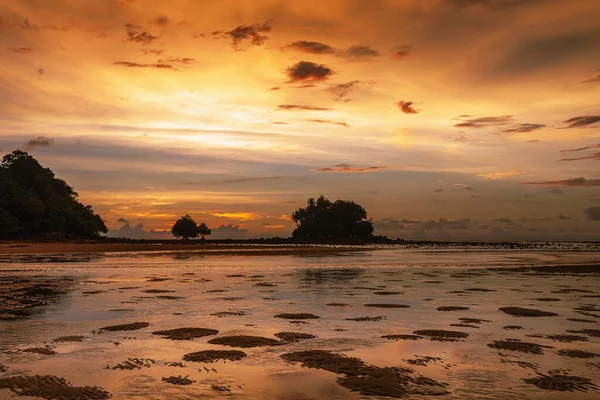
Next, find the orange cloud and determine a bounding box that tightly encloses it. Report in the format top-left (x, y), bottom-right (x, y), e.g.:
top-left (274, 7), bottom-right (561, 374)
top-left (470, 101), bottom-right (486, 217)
top-left (477, 171), bottom-right (524, 180)
top-left (313, 164), bottom-right (388, 173)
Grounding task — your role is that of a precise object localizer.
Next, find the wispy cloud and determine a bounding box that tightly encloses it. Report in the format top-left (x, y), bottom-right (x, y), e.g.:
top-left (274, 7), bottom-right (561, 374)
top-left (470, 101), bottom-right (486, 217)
top-left (7, 47), bottom-right (33, 53)
top-left (561, 116), bottom-right (600, 128)
top-left (125, 23), bottom-right (159, 45)
top-left (313, 164), bottom-right (388, 173)
top-left (326, 80), bottom-right (374, 102)
top-left (525, 177), bottom-right (600, 187)
top-left (283, 40), bottom-right (336, 54)
top-left (276, 104), bottom-right (331, 111)
top-left (500, 123), bottom-right (545, 134)
top-left (306, 119), bottom-right (350, 128)
top-left (454, 115), bottom-right (513, 128)
top-left (212, 21), bottom-right (272, 50)
top-left (391, 45), bottom-right (412, 59)
top-left (113, 61), bottom-right (174, 69)
top-left (559, 144), bottom-right (600, 161)
top-left (340, 45), bottom-right (380, 59)
top-left (158, 57), bottom-right (194, 64)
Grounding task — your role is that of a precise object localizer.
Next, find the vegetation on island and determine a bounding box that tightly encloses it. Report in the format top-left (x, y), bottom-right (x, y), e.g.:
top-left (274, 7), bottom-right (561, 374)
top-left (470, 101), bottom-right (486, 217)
top-left (291, 195), bottom-right (374, 240)
top-left (0, 150), bottom-right (377, 242)
top-left (0, 150), bottom-right (107, 239)
top-left (171, 214), bottom-right (212, 240)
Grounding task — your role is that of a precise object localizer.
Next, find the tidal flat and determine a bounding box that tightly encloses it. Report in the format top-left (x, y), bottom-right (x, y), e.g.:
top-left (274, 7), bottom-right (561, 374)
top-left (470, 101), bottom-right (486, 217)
top-left (1, 247), bottom-right (600, 399)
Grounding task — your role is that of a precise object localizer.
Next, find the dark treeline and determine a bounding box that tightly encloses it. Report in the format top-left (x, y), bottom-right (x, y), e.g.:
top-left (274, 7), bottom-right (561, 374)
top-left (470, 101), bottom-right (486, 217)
top-left (0, 150), bottom-right (385, 242)
top-left (0, 150), bottom-right (107, 239)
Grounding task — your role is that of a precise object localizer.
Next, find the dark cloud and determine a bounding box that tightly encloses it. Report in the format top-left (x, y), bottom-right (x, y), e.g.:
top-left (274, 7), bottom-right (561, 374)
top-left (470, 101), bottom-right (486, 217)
top-left (142, 49), bottom-right (164, 55)
top-left (548, 188), bottom-right (564, 194)
top-left (501, 123), bottom-right (545, 134)
top-left (286, 61), bottom-right (333, 83)
top-left (212, 21), bottom-right (271, 49)
top-left (397, 101), bottom-right (418, 114)
top-left (125, 23), bottom-right (159, 45)
top-left (492, 29), bottom-right (600, 78)
top-left (37, 68), bottom-right (44, 75)
top-left (557, 213), bottom-right (571, 221)
top-left (491, 217), bottom-right (513, 224)
top-left (23, 136), bottom-right (54, 150)
top-left (284, 40), bottom-right (336, 54)
top-left (152, 15), bottom-right (169, 27)
top-left (271, 121), bottom-right (288, 125)
top-left (276, 104), bottom-right (332, 111)
top-left (583, 74), bottom-right (600, 83)
top-left (113, 61), bottom-right (174, 69)
top-left (8, 47), bottom-right (32, 53)
top-left (559, 144), bottom-right (600, 161)
top-left (313, 164), bottom-right (387, 173)
top-left (326, 80), bottom-right (374, 102)
top-left (341, 45), bottom-right (380, 59)
top-left (268, 86), bottom-right (280, 91)
top-left (158, 57), bottom-right (194, 64)
top-left (525, 177), bottom-right (600, 187)
top-left (560, 153), bottom-right (600, 162)
top-left (454, 115), bottom-right (513, 128)
top-left (391, 45), bottom-right (412, 60)
top-left (584, 206), bottom-right (600, 221)
top-left (433, 188), bottom-right (444, 192)
top-left (306, 119), bottom-right (350, 128)
top-left (561, 116), bottom-right (600, 128)
top-left (117, 217), bottom-right (130, 224)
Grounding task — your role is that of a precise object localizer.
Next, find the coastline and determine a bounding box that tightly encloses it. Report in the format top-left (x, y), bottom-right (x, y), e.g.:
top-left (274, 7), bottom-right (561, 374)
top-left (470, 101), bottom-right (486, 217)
top-left (0, 241), bottom-right (374, 256)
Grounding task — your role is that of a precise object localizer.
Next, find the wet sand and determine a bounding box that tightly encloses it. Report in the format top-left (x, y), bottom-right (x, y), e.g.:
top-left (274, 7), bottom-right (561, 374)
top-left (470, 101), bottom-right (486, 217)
top-left (0, 242), bottom-right (371, 256)
top-left (1, 248), bottom-right (599, 399)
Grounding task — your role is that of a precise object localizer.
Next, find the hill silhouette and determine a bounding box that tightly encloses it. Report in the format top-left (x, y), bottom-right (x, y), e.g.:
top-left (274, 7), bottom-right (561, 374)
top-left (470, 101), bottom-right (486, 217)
top-left (0, 150), bottom-right (107, 239)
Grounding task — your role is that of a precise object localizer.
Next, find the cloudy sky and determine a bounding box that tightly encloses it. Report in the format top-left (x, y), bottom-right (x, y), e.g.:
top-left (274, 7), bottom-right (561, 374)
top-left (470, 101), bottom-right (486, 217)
top-left (1, 0), bottom-right (599, 240)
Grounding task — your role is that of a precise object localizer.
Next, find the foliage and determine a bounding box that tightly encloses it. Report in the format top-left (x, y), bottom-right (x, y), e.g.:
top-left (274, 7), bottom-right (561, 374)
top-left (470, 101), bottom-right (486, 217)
top-left (291, 195), bottom-right (374, 240)
top-left (171, 214), bottom-right (210, 240)
top-left (0, 150), bottom-right (107, 238)
top-left (197, 222), bottom-right (212, 240)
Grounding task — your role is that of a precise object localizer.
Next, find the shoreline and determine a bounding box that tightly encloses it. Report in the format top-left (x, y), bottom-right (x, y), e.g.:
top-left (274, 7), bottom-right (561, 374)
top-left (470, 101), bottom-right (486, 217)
top-left (1, 239), bottom-right (599, 256)
top-left (0, 241), bottom-right (374, 256)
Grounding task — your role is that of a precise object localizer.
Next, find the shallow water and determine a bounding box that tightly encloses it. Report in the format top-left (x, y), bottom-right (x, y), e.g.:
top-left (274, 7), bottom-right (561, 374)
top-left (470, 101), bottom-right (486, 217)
top-left (1, 248), bottom-right (600, 399)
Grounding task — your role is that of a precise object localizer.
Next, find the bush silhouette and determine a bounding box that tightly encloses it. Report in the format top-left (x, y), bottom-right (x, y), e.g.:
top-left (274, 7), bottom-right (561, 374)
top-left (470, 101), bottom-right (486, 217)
top-left (171, 214), bottom-right (201, 240)
top-left (291, 195), bottom-right (374, 240)
top-left (198, 222), bottom-right (212, 240)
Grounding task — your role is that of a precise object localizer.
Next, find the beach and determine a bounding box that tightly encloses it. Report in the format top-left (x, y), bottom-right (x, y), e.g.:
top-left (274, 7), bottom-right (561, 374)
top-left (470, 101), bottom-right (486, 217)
top-left (1, 247), bottom-right (600, 399)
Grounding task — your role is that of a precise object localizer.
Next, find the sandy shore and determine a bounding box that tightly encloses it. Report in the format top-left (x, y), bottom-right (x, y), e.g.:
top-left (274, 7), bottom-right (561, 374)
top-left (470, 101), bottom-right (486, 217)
top-left (0, 241), bottom-right (371, 256)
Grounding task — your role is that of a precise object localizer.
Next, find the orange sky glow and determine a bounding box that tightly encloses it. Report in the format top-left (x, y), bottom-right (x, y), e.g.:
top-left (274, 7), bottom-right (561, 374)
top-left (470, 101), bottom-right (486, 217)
top-left (1, 0), bottom-right (599, 239)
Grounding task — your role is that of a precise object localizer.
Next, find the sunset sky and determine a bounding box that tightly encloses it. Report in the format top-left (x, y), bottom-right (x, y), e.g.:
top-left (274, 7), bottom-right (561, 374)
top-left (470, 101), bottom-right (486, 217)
top-left (1, 0), bottom-right (599, 240)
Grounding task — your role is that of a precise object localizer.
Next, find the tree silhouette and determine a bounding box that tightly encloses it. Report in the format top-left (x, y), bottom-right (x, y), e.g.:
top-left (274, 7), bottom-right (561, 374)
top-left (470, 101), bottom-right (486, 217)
top-left (0, 150), bottom-right (107, 238)
top-left (171, 214), bottom-right (200, 240)
top-left (291, 195), bottom-right (374, 240)
top-left (198, 222), bottom-right (212, 240)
